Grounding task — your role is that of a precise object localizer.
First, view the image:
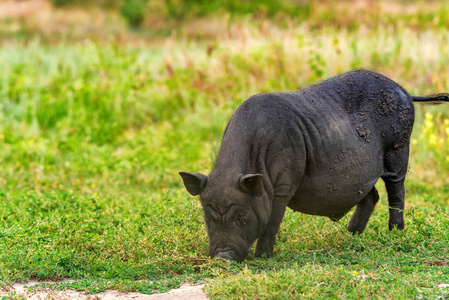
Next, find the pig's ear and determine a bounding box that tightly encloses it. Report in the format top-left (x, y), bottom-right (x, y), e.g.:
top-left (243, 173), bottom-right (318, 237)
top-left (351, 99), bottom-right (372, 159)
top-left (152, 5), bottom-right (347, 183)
top-left (239, 174), bottom-right (263, 197)
top-left (179, 172), bottom-right (208, 196)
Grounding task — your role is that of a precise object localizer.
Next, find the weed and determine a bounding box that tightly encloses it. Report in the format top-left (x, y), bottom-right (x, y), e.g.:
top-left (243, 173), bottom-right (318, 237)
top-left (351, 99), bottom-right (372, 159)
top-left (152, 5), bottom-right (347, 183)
top-left (120, 0), bottom-right (148, 28)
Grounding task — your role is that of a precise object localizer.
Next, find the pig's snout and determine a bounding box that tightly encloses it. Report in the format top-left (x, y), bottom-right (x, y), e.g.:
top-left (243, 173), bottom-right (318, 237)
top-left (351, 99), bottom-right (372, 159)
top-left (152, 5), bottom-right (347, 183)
top-left (213, 247), bottom-right (234, 261)
top-left (215, 251), bottom-right (233, 260)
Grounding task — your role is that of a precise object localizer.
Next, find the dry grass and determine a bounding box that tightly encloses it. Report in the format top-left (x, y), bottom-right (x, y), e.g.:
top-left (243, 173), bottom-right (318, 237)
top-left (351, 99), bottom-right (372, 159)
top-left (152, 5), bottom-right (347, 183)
top-left (1, 0), bottom-right (449, 44)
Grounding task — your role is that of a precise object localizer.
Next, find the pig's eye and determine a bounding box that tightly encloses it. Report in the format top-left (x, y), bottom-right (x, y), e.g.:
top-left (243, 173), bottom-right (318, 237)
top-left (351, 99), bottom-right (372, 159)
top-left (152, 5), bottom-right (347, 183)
top-left (207, 216), bottom-right (219, 224)
top-left (206, 217), bottom-right (217, 230)
top-left (235, 213), bottom-right (246, 226)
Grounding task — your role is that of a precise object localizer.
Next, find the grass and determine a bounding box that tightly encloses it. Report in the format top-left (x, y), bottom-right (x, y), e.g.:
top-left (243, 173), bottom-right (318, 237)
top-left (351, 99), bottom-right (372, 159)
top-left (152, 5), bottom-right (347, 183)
top-left (0, 1), bottom-right (449, 299)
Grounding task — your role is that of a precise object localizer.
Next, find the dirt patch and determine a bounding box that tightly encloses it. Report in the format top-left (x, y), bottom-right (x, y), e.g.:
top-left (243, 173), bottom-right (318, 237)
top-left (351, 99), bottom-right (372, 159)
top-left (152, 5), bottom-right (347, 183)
top-left (0, 281), bottom-right (208, 300)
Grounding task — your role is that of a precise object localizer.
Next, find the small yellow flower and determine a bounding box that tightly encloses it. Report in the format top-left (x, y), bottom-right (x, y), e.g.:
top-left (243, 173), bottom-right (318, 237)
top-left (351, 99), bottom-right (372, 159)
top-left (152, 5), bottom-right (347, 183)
top-left (352, 270), bottom-right (358, 276)
top-left (70, 190), bottom-right (73, 194)
top-left (93, 192), bottom-right (98, 197)
top-left (425, 112), bottom-right (433, 120)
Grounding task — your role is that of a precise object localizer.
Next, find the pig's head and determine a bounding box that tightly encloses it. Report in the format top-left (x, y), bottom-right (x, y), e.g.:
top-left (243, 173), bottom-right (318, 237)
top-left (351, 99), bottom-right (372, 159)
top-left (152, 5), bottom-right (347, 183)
top-left (179, 171), bottom-right (270, 262)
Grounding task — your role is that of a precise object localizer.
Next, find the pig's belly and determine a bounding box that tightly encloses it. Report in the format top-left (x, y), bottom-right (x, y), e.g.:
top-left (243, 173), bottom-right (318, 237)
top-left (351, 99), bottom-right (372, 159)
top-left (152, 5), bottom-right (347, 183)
top-left (287, 163), bottom-right (381, 219)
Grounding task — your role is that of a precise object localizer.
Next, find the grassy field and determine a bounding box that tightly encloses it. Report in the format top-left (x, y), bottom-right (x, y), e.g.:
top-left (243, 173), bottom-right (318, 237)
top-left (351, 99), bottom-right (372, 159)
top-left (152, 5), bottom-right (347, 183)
top-left (0, 0), bottom-right (449, 299)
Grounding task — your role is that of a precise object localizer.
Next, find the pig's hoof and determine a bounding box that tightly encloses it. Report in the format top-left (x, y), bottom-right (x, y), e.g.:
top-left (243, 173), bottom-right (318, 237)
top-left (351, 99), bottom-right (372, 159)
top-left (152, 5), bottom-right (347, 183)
top-left (388, 222), bottom-right (404, 231)
top-left (254, 248), bottom-right (273, 259)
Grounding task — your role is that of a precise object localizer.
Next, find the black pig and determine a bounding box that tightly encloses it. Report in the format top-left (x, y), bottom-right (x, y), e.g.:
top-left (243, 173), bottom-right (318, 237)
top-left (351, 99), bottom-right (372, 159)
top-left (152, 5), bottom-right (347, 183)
top-left (180, 70), bottom-right (449, 262)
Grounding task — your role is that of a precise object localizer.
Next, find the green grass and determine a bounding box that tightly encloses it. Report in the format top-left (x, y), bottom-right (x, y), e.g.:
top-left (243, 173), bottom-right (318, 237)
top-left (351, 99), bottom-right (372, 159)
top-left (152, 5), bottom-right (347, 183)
top-left (1, 2), bottom-right (449, 299)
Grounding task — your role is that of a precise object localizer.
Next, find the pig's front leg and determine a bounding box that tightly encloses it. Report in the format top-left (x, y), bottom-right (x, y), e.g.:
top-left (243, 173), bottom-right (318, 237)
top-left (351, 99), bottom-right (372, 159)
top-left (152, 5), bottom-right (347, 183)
top-left (254, 196), bottom-right (289, 258)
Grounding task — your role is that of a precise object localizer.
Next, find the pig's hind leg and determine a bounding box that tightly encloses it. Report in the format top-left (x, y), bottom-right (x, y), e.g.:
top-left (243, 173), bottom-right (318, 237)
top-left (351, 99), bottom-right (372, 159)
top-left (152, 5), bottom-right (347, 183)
top-left (381, 147), bottom-right (410, 231)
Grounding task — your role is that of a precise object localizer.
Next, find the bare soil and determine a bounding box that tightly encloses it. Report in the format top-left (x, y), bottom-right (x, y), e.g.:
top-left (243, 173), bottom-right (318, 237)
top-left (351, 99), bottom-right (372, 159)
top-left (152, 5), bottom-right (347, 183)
top-left (0, 281), bottom-right (208, 300)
